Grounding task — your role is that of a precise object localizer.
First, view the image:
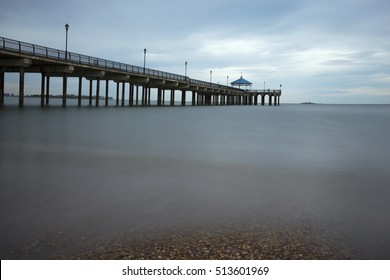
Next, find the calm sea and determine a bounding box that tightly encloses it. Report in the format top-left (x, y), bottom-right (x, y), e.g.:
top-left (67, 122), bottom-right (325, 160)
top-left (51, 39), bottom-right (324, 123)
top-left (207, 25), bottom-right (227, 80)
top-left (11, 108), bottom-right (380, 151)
top-left (1, 98), bottom-right (390, 259)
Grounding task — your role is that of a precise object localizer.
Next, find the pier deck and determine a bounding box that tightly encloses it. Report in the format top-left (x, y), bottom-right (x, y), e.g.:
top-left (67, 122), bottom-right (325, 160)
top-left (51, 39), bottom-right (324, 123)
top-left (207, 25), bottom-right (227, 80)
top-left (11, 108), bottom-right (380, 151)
top-left (0, 37), bottom-right (281, 107)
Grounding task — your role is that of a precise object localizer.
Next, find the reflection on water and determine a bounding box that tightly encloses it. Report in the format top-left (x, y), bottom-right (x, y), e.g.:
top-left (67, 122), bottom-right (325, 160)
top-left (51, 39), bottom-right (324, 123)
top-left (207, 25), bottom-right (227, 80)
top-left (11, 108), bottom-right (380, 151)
top-left (1, 101), bottom-right (390, 258)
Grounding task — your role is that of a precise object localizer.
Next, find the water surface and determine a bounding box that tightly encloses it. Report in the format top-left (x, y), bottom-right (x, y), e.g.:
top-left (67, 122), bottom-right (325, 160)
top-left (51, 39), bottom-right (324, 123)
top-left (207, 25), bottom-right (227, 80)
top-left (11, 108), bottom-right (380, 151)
top-left (1, 101), bottom-right (390, 258)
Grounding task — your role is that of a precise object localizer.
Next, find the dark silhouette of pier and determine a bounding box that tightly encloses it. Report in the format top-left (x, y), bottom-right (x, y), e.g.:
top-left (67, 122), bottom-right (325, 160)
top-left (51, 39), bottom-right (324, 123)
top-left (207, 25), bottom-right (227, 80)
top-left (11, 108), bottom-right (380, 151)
top-left (0, 37), bottom-right (281, 107)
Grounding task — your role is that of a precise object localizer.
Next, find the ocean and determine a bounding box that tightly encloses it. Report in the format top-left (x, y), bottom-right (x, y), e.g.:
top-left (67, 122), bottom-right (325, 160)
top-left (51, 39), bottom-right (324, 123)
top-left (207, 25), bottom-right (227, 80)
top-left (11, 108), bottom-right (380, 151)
top-left (1, 98), bottom-right (390, 259)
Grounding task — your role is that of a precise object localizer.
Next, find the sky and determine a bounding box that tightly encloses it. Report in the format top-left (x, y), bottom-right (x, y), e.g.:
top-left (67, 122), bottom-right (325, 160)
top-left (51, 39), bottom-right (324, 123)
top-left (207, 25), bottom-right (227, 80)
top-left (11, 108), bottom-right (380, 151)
top-left (1, 0), bottom-right (390, 104)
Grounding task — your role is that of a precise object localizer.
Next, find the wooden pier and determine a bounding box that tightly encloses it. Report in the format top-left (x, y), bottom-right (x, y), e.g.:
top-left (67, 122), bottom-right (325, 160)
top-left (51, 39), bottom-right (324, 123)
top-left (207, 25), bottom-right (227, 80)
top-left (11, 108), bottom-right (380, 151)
top-left (0, 37), bottom-right (281, 107)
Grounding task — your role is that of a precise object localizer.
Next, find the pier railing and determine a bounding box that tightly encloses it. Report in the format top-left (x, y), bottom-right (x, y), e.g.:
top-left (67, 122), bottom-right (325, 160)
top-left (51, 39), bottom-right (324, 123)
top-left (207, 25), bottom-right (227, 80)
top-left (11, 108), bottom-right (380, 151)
top-left (0, 36), bottom-right (244, 93)
top-left (246, 89), bottom-right (282, 94)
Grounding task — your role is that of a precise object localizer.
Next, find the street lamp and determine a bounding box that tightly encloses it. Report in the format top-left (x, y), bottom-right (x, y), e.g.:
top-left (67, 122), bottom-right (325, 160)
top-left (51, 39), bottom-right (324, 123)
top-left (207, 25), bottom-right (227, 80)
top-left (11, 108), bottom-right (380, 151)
top-left (143, 48), bottom-right (147, 74)
top-left (65, 23), bottom-right (69, 60)
top-left (227, 76), bottom-right (229, 86)
top-left (210, 70), bottom-right (212, 83)
top-left (185, 61), bottom-right (188, 77)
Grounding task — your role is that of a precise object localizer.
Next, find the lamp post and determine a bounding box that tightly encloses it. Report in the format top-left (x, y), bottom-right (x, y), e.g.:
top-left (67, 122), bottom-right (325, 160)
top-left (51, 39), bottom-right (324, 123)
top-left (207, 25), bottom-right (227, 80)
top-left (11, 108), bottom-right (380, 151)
top-left (143, 48), bottom-right (147, 74)
top-left (227, 76), bottom-right (229, 86)
top-left (65, 23), bottom-right (69, 60)
top-left (210, 70), bottom-right (212, 83)
top-left (185, 61), bottom-right (188, 77)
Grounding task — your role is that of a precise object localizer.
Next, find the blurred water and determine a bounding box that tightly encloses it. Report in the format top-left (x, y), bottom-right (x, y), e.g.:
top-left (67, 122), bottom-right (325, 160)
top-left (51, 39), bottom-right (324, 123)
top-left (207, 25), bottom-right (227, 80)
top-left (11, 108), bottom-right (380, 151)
top-left (1, 100), bottom-right (390, 258)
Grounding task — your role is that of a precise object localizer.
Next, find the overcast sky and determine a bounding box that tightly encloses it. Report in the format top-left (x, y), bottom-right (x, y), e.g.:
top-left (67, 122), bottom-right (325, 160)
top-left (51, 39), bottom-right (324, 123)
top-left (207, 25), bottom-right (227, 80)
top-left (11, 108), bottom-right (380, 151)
top-left (1, 0), bottom-right (390, 104)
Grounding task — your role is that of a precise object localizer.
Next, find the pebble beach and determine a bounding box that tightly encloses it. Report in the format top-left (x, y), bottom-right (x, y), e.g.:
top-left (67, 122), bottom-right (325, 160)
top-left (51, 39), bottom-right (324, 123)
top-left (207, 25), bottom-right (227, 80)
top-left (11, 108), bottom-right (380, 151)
top-left (76, 223), bottom-right (350, 260)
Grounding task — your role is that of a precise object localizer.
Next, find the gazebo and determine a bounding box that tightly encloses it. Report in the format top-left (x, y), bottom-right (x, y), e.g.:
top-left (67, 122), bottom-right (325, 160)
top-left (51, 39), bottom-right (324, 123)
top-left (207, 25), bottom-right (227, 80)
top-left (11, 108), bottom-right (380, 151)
top-left (230, 75), bottom-right (253, 90)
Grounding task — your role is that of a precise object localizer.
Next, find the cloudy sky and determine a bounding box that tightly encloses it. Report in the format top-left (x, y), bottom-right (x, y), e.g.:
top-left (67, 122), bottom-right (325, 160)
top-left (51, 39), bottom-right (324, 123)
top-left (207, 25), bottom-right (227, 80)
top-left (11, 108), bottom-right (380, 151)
top-left (1, 0), bottom-right (390, 104)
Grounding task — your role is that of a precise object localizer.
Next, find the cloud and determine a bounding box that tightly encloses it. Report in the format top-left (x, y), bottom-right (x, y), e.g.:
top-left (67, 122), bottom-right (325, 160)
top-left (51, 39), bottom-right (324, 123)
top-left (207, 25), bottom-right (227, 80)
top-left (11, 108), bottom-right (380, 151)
top-left (336, 87), bottom-right (390, 97)
top-left (1, 0), bottom-right (390, 103)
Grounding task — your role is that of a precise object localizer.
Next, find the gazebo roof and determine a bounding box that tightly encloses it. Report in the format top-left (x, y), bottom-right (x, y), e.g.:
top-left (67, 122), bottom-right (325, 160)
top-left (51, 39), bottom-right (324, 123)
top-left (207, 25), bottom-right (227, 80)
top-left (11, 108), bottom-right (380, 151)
top-left (230, 76), bottom-right (253, 86)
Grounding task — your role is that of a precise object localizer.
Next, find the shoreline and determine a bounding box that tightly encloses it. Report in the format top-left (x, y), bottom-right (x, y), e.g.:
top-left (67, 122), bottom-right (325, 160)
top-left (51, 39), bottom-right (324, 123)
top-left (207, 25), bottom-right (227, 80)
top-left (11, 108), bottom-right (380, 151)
top-left (74, 223), bottom-right (351, 260)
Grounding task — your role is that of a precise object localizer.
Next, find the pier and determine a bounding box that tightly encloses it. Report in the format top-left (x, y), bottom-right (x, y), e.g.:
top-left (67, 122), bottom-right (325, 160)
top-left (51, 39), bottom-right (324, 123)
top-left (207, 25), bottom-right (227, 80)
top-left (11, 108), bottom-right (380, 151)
top-left (0, 37), bottom-right (281, 107)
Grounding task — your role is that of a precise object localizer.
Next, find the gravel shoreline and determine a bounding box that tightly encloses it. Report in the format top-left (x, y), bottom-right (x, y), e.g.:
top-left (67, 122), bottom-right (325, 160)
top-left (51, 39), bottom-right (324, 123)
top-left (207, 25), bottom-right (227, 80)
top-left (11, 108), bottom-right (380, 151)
top-left (79, 224), bottom-right (350, 260)
top-left (1, 222), bottom-right (352, 260)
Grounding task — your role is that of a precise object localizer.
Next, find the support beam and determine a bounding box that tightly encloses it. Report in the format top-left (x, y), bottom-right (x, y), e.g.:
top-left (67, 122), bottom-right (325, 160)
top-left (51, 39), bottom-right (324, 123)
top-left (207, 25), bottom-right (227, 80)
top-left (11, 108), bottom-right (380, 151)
top-left (46, 76), bottom-right (50, 105)
top-left (141, 85), bottom-right (146, 106)
top-left (121, 82), bottom-right (125, 107)
top-left (70, 70), bottom-right (104, 78)
top-left (0, 68), bottom-right (4, 106)
top-left (116, 82), bottom-right (119, 106)
top-left (181, 90), bottom-right (186, 106)
top-left (129, 83), bottom-right (134, 106)
top-left (104, 74), bottom-right (129, 81)
top-left (40, 73), bottom-right (45, 107)
top-left (78, 77), bottom-right (82, 107)
top-left (157, 87), bottom-right (162, 106)
top-left (172, 90), bottom-right (176, 105)
top-left (147, 87), bottom-right (151, 106)
top-left (192, 91), bottom-right (196, 106)
top-left (96, 78), bottom-right (100, 107)
top-left (136, 86), bottom-right (139, 106)
top-left (164, 81), bottom-right (179, 89)
top-left (89, 80), bottom-right (93, 106)
top-left (205, 94), bottom-right (212, 106)
top-left (42, 65), bottom-right (74, 75)
top-left (105, 80), bottom-right (109, 107)
top-left (148, 79), bottom-right (165, 88)
top-left (19, 69), bottom-right (25, 107)
top-left (62, 74), bottom-right (67, 107)
top-left (0, 58), bottom-right (32, 67)
top-left (170, 89), bottom-right (175, 106)
top-left (130, 77), bottom-right (149, 85)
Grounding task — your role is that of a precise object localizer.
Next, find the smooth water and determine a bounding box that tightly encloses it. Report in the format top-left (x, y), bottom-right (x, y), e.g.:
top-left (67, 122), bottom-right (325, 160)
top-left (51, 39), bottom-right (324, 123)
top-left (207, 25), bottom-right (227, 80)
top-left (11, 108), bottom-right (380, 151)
top-left (1, 100), bottom-right (390, 259)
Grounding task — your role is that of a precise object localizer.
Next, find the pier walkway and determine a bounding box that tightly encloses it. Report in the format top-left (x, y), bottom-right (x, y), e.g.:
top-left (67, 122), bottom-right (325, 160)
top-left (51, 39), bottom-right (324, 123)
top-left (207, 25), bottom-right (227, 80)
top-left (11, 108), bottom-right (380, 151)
top-left (0, 37), bottom-right (281, 107)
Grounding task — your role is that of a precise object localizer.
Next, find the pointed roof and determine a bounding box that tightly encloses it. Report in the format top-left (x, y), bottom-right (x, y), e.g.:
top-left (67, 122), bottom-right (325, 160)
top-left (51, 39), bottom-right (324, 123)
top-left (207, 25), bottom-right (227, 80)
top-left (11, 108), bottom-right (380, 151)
top-left (230, 76), bottom-right (252, 86)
